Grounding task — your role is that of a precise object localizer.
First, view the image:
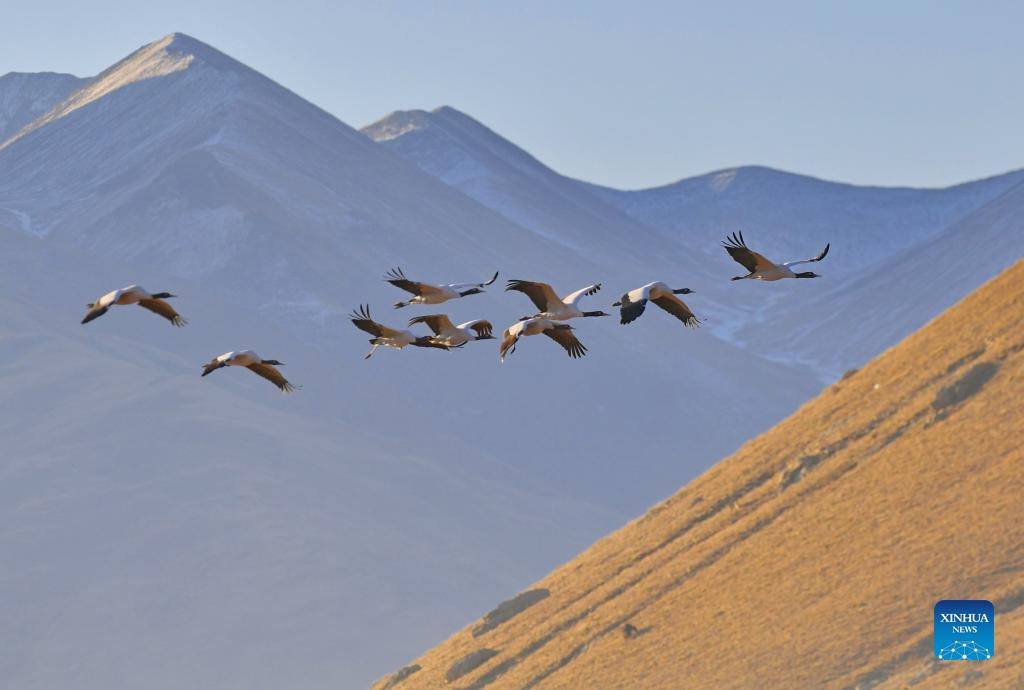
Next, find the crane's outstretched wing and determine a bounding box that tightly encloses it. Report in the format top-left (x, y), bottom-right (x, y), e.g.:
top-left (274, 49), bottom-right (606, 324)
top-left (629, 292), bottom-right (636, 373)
top-left (463, 320), bottom-right (494, 338)
top-left (411, 336), bottom-right (456, 351)
top-left (544, 326), bottom-right (587, 358)
top-left (723, 231), bottom-right (775, 273)
top-left (408, 314), bottom-right (455, 335)
top-left (448, 271), bottom-right (499, 291)
top-left (246, 363), bottom-right (298, 392)
top-left (652, 295), bottom-right (700, 328)
top-left (138, 298), bottom-right (187, 326)
top-left (617, 294), bottom-right (648, 325)
top-left (506, 280), bottom-right (561, 312)
top-left (384, 267), bottom-right (442, 296)
top-left (784, 243), bottom-right (830, 268)
top-left (561, 283), bottom-right (601, 306)
top-left (81, 303), bottom-right (109, 324)
top-left (349, 305), bottom-right (402, 337)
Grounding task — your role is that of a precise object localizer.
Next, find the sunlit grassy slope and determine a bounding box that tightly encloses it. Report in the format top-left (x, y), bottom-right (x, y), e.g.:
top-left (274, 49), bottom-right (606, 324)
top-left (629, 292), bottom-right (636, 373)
top-left (374, 260), bottom-right (1024, 690)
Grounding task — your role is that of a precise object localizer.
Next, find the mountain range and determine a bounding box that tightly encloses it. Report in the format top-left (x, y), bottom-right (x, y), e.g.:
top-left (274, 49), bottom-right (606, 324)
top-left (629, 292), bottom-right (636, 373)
top-left (1, 32), bottom-right (1021, 689)
top-left (363, 107), bottom-right (1024, 378)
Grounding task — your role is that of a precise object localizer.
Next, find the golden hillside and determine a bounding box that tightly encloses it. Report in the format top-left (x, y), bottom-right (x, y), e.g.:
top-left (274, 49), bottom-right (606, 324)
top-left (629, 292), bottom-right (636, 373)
top-left (374, 261), bottom-right (1024, 690)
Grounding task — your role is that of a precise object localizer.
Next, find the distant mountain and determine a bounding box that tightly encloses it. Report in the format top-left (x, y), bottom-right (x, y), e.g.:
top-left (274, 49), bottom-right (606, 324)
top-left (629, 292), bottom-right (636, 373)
top-left (0, 34), bottom-right (822, 689)
top-left (583, 164), bottom-right (1024, 274)
top-left (0, 71), bottom-right (87, 143)
top-left (0, 34), bottom-right (561, 307)
top-left (738, 179), bottom-right (1024, 376)
top-left (362, 107), bottom-right (687, 271)
top-left (363, 108), bottom-right (1024, 379)
top-left (583, 165), bottom-right (1024, 376)
top-left (377, 260), bottom-right (1024, 690)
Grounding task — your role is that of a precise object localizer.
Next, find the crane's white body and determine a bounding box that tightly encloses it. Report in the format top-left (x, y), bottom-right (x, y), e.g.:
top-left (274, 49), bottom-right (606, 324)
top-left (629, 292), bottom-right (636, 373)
top-left (95, 284), bottom-right (152, 308)
top-left (622, 281), bottom-right (673, 304)
top-left (366, 330), bottom-right (419, 357)
top-left (538, 284), bottom-right (602, 320)
top-left (506, 317), bottom-right (556, 340)
top-left (404, 283), bottom-right (481, 306)
top-left (430, 319), bottom-right (490, 347)
top-left (213, 350), bottom-right (261, 367)
top-left (506, 280), bottom-right (603, 321)
top-left (745, 264), bottom-right (797, 281)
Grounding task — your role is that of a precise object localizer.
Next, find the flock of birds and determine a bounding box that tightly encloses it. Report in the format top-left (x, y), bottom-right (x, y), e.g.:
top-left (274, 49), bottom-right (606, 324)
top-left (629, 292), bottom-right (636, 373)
top-left (80, 232), bottom-right (830, 392)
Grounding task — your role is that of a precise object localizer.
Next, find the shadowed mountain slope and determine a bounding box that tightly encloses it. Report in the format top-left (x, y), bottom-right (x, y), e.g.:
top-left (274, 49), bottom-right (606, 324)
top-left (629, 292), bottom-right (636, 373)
top-left (362, 107), bottom-right (685, 270)
top-left (377, 260), bottom-right (1024, 689)
top-left (0, 34), bottom-right (827, 688)
top-left (0, 71), bottom-right (87, 143)
top-left (0, 224), bottom-right (623, 690)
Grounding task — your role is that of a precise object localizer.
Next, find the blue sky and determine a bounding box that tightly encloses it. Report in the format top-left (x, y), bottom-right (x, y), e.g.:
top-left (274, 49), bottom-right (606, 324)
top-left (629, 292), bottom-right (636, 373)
top-left (3, 1), bottom-right (1022, 189)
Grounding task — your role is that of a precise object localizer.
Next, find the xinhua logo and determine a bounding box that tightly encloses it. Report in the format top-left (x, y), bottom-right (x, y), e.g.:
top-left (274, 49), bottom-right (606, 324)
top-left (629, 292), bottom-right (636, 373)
top-left (934, 600), bottom-right (994, 660)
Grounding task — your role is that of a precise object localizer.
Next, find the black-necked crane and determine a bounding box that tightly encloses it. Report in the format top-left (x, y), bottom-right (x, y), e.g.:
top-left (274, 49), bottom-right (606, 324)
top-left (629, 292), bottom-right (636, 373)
top-left (499, 317), bottom-right (587, 363)
top-left (81, 285), bottom-right (186, 326)
top-left (505, 280), bottom-right (607, 321)
top-left (613, 282), bottom-right (700, 327)
top-left (723, 231), bottom-right (830, 281)
top-left (349, 304), bottom-right (455, 359)
top-left (201, 350), bottom-right (297, 392)
top-left (407, 314), bottom-right (495, 348)
top-left (384, 267), bottom-right (498, 308)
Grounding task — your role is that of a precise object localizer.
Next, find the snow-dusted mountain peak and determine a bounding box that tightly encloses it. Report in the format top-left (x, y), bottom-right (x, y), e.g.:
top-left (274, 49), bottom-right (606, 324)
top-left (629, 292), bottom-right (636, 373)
top-left (3, 36), bottom-right (196, 148)
top-left (361, 106), bottom-right (478, 143)
top-left (149, 32), bottom-right (269, 76)
top-left (361, 108), bottom-right (433, 141)
top-left (158, 31), bottom-right (220, 57)
top-left (1, 33), bottom-right (261, 149)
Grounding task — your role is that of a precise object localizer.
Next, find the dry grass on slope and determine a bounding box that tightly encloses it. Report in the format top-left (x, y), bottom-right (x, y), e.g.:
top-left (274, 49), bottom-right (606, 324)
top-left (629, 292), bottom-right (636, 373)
top-left (375, 261), bottom-right (1024, 690)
